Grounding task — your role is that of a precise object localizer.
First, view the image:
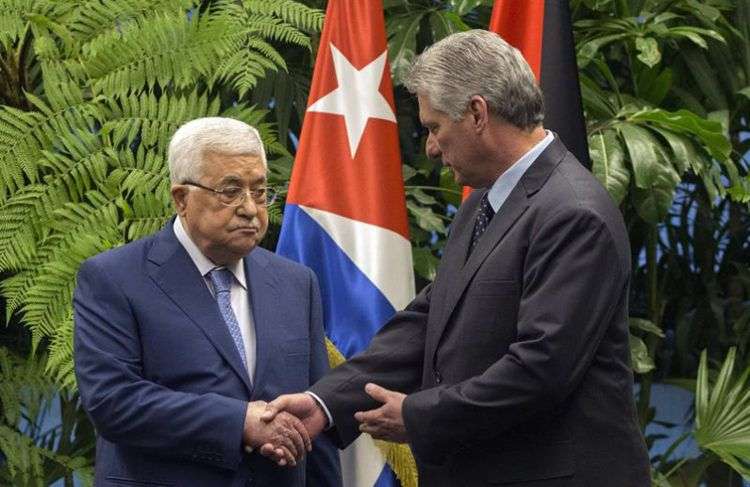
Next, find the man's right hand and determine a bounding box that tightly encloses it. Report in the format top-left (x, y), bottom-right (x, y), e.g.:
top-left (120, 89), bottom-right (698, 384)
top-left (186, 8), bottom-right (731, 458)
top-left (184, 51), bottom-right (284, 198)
top-left (244, 400), bottom-right (311, 467)
top-left (259, 393), bottom-right (327, 460)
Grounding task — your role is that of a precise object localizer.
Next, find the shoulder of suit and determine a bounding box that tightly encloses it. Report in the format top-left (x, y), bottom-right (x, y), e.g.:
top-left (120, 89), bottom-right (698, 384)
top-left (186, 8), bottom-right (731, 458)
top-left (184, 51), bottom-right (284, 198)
top-left (249, 247), bottom-right (314, 279)
top-left (81, 230), bottom-right (159, 271)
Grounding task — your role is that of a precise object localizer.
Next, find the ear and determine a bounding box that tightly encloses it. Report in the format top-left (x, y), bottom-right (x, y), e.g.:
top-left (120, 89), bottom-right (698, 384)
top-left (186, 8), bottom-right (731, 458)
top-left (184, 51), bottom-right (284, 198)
top-left (171, 185), bottom-right (189, 216)
top-left (467, 95), bottom-right (489, 133)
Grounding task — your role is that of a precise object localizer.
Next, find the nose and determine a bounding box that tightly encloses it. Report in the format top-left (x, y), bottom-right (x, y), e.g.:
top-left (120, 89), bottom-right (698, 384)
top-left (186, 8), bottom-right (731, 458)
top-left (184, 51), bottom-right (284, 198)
top-left (425, 133), bottom-right (441, 160)
top-left (235, 192), bottom-right (259, 217)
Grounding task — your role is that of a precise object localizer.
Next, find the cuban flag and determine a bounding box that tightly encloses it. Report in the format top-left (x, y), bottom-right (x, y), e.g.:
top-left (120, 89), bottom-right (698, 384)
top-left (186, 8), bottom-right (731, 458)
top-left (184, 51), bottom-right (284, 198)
top-left (276, 1), bottom-right (415, 486)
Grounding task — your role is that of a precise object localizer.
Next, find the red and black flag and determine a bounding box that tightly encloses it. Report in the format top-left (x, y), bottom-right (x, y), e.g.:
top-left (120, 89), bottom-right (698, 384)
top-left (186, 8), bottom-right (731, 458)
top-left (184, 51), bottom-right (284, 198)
top-left (490, 0), bottom-right (589, 167)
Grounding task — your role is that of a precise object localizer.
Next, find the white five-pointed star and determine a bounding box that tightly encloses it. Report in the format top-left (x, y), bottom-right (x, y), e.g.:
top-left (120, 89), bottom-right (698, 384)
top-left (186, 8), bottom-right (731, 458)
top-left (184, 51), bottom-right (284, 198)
top-left (307, 43), bottom-right (397, 158)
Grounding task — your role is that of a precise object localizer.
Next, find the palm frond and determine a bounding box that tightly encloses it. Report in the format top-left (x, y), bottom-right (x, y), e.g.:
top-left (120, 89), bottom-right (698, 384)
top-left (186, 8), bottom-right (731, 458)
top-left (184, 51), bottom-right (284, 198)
top-left (694, 347), bottom-right (750, 479)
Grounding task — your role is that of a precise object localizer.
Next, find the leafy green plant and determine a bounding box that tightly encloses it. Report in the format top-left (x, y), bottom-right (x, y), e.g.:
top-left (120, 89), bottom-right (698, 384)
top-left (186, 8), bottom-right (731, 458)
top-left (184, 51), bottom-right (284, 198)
top-left (0, 347), bottom-right (94, 486)
top-left (0, 0), bottom-right (322, 390)
top-left (694, 347), bottom-right (750, 479)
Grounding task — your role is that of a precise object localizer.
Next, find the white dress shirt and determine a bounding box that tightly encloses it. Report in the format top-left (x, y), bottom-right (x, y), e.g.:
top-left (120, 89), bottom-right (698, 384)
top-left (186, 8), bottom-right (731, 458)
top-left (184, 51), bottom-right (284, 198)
top-left (486, 130), bottom-right (554, 212)
top-left (174, 217), bottom-right (257, 381)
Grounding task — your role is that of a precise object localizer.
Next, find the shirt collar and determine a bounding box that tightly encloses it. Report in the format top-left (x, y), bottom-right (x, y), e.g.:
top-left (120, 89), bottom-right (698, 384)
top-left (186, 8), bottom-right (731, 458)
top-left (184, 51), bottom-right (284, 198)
top-left (173, 217), bottom-right (247, 289)
top-left (486, 130), bottom-right (554, 213)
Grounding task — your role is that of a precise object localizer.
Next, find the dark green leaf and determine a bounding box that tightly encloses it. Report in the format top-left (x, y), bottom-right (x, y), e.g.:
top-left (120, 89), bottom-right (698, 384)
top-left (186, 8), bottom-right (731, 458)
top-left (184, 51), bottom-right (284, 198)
top-left (589, 130), bottom-right (630, 204)
top-left (629, 108), bottom-right (731, 161)
top-left (412, 246), bottom-right (439, 281)
top-left (407, 201), bottom-right (446, 233)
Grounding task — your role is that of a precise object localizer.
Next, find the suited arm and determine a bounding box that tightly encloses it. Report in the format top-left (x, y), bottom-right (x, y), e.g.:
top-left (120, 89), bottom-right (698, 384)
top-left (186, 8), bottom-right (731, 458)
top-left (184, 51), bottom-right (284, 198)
top-left (304, 269), bottom-right (343, 487)
top-left (309, 282), bottom-right (431, 448)
top-left (402, 207), bottom-right (628, 461)
top-left (74, 259), bottom-right (247, 470)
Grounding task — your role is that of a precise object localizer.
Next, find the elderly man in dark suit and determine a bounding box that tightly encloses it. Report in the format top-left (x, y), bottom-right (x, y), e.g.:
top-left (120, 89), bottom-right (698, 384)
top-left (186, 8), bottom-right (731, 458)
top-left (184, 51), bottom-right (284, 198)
top-left (73, 117), bottom-right (341, 486)
top-left (262, 30), bottom-right (650, 486)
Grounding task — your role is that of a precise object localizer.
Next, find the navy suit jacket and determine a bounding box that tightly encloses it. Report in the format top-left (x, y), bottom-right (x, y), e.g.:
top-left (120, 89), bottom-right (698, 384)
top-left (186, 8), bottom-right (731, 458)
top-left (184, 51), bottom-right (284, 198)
top-left (74, 221), bottom-right (341, 486)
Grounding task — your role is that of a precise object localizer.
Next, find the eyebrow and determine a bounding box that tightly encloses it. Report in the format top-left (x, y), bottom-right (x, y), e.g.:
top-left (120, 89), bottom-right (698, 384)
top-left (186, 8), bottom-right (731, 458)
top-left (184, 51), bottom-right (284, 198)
top-left (218, 175), bottom-right (267, 186)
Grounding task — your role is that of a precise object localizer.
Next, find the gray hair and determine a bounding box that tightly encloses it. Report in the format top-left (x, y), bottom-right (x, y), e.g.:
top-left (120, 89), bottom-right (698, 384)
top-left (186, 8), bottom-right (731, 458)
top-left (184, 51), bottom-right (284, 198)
top-left (404, 29), bottom-right (544, 129)
top-left (167, 117), bottom-right (267, 183)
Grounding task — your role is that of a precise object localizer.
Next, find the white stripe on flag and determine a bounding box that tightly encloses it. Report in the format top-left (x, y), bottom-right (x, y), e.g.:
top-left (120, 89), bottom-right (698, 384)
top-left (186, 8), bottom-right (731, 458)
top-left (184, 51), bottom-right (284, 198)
top-left (300, 205), bottom-right (415, 310)
top-left (341, 434), bottom-right (387, 487)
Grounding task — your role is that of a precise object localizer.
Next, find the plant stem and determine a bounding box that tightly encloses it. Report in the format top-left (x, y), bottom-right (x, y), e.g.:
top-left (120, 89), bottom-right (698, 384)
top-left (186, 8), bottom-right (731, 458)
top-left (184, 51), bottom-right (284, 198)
top-left (637, 224), bottom-right (662, 427)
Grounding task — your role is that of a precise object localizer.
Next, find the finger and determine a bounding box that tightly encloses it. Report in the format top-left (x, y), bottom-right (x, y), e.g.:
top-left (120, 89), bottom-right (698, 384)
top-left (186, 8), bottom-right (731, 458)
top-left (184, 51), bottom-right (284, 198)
top-left (262, 397), bottom-right (288, 421)
top-left (358, 422), bottom-right (387, 440)
top-left (354, 406), bottom-right (385, 424)
top-left (275, 446), bottom-right (296, 467)
top-left (286, 413), bottom-right (312, 452)
top-left (259, 442), bottom-right (289, 465)
top-left (279, 418), bottom-right (306, 460)
top-left (364, 383), bottom-right (391, 403)
top-left (259, 443), bottom-right (277, 458)
top-left (277, 429), bottom-right (300, 460)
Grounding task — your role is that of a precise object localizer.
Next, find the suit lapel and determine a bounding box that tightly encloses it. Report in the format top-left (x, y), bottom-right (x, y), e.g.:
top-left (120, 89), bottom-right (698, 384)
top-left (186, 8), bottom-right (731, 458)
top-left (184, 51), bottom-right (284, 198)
top-left (146, 224), bottom-right (254, 394)
top-left (427, 136), bottom-right (569, 362)
top-left (429, 187), bottom-right (529, 356)
top-left (244, 250), bottom-right (280, 398)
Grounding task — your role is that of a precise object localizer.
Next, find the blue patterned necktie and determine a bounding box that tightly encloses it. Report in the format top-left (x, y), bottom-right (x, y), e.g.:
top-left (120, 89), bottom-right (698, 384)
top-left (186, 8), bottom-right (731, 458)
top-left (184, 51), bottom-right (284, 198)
top-left (468, 192), bottom-right (495, 257)
top-left (208, 268), bottom-right (248, 371)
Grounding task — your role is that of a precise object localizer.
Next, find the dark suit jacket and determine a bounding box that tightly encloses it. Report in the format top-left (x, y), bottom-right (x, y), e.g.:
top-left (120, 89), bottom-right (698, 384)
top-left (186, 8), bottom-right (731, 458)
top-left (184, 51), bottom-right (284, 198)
top-left (310, 137), bottom-right (650, 486)
top-left (74, 222), bottom-right (341, 487)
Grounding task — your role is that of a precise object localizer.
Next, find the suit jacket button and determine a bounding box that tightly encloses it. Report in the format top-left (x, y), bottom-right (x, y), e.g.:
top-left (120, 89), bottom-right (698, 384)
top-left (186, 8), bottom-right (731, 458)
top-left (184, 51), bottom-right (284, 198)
top-left (434, 370), bottom-right (442, 384)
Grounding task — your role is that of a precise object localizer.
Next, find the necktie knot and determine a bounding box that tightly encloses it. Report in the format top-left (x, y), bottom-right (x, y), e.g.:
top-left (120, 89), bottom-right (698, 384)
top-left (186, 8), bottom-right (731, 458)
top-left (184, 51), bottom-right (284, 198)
top-left (209, 267), bottom-right (233, 295)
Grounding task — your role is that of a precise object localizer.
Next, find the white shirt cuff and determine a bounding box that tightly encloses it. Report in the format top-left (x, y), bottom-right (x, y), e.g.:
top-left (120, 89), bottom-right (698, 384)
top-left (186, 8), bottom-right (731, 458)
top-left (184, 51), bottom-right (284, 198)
top-left (305, 391), bottom-right (334, 428)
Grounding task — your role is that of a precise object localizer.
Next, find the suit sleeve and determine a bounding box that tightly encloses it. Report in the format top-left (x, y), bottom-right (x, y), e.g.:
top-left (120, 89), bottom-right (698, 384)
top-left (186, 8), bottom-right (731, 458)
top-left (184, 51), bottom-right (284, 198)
top-left (73, 258), bottom-right (247, 470)
top-left (402, 207), bottom-right (629, 461)
top-left (309, 282), bottom-right (431, 448)
top-left (304, 269), bottom-right (343, 487)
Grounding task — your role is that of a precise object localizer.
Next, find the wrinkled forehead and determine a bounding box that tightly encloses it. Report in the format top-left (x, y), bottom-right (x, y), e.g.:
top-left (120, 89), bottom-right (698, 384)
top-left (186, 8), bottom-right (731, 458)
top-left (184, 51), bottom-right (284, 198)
top-left (200, 151), bottom-right (267, 184)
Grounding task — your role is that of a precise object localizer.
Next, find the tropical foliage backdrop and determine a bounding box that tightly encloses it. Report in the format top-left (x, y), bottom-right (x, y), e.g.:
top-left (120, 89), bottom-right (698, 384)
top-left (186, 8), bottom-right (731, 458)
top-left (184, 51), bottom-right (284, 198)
top-left (0, 0), bottom-right (748, 485)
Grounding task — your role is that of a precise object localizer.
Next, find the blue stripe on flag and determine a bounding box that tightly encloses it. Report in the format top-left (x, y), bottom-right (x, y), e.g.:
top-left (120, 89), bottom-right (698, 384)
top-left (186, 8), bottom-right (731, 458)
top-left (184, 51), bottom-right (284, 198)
top-left (277, 204), bottom-right (396, 358)
top-left (374, 464), bottom-right (398, 487)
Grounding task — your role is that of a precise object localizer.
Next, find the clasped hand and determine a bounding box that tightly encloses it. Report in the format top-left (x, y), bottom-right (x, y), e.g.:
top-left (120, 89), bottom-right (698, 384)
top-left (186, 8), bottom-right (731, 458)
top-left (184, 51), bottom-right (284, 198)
top-left (256, 384), bottom-right (408, 467)
top-left (243, 400), bottom-right (311, 467)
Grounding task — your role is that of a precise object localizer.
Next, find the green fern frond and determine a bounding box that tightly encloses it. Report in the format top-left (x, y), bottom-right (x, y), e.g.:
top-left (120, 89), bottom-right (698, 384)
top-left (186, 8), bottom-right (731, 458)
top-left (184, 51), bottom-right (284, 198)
top-left (0, 186), bottom-right (45, 270)
top-left (0, 106), bottom-right (44, 197)
top-left (102, 91), bottom-right (222, 151)
top-left (83, 11), bottom-right (240, 95)
top-left (114, 146), bottom-right (170, 197)
top-left (0, 424), bottom-right (92, 487)
top-left (0, 424), bottom-right (46, 486)
top-left (0, 93), bottom-right (102, 200)
top-left (0, 0), bottom-right (73, 48)
top-left (0, 348), bottom-right (53, 425)
top-left (212, 50), bottom-right (277, 98)
top-left (243, 0), bottom-right (324, 33)
top-left (46, 312), bottom-right (75, 389)
top-left (68, 0), bottom-right (198, 44)
top-left (246, 14), bottom-right (310, 48)
top-left (23, 208), bottom-right (121, 352)
top-left (120, 192), bottom-right (173, 242)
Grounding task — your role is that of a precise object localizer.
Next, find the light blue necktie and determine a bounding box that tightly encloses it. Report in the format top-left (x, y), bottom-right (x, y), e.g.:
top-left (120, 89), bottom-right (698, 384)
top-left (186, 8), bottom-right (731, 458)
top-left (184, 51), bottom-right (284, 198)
top-left (208, 268), bottom-right (248, 371)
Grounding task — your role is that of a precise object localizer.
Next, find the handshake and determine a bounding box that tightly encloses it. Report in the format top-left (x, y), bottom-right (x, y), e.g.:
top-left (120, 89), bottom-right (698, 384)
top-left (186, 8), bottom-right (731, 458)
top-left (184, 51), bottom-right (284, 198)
top-left (243, 384), bottom-right (408, 467)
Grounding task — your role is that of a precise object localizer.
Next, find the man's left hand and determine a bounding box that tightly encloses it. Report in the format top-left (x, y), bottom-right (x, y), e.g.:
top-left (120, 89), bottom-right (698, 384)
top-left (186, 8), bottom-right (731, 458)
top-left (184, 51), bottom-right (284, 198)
top-left (354, 383), bottom-right (408, 443)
